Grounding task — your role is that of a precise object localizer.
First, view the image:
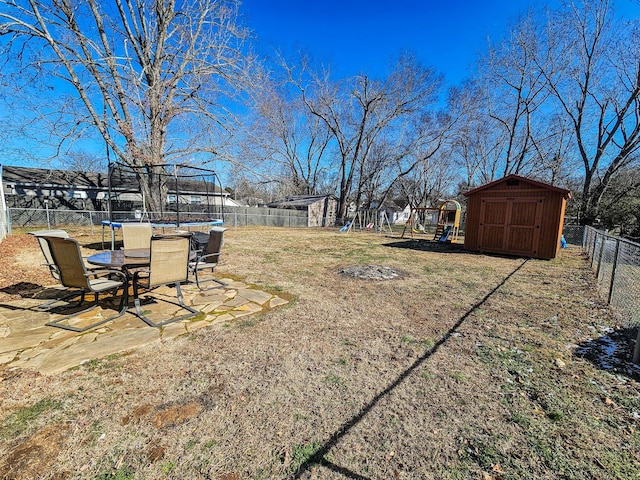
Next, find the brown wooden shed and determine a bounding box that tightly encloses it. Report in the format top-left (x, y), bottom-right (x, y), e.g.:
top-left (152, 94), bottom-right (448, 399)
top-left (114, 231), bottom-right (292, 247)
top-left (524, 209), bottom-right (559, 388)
top-left (463, 174), bottom-right (571, 260)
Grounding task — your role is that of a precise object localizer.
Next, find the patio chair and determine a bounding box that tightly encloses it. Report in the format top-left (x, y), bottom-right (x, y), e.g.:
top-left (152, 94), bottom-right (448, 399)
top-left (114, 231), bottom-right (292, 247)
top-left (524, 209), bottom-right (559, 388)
top-left (30, 229), bottom-right (69, 280)
top-left (188, 227), bottom-right (228, 290)
top-left (131, 234), bottom-right (198, 327)
top-left (121, 222), bottom-right (153, 250)
top-left (29, 229), bottom-right (81, 310)
top-left (42, 236), bottom-right (128, 332)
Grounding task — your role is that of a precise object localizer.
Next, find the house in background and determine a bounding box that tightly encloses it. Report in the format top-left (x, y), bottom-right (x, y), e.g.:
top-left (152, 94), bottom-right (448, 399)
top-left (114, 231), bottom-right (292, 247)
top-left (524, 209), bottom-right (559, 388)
top-left (267, 194), bottom-right (338, 227)
top-left (375, 201), bottom-right (410, 225)
top-left (0, 165), bottom-right (240, 212)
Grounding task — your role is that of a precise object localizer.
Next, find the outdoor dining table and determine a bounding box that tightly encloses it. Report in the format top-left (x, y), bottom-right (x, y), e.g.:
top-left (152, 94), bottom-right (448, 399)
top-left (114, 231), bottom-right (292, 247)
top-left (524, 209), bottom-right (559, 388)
top-left (86, 248), bottom-right (150, 275)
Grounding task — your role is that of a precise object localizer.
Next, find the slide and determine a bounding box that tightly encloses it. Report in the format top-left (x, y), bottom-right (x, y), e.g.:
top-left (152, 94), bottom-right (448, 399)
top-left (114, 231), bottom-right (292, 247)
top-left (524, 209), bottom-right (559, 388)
top-left (439, 226), bottom-right (451, 243)
top-left (339, 221), bottom-right (351, 233)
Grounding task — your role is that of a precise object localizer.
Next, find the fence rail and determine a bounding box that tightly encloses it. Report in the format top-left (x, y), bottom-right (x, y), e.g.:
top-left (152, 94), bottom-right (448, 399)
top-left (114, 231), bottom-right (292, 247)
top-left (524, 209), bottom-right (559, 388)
top-left (582, 226), bottom-right (640, 362)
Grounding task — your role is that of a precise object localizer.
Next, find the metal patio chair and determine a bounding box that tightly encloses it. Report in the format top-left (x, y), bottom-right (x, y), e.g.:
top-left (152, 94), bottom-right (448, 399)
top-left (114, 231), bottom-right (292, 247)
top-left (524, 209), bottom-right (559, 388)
top-left (30, 229), bottom-right (83, 310)
top-left (121, 222), bottom-right (153, 250)
top-left (131, 234), bottom-right (199, 327)
top-left (188, 227), bottom-right (228, 290)
top-left (43, 236), bottom-right (128, 332)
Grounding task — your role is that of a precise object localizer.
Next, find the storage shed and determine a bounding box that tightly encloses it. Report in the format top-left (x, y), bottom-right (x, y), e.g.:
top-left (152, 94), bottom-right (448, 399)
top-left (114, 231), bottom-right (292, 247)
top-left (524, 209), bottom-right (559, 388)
top-left (463, 175), bottom-right (571, 260)
top-left (267, 194), bottom-right (337, 227)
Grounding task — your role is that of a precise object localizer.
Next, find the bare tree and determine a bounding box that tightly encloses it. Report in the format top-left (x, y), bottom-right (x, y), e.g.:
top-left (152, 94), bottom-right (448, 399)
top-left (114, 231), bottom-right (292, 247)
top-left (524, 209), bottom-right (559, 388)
top-left (532, 0), bottom-right (640, 224)
top-left (0, 0), bottom-right (250, 213)
top-left (476, 10), bottom-right (551, 178)
top-left (286, 53), bottom-right (444, 223)
top-left (396, 148), bottom-right (457, 209)
top-left (64, 151), bottom-right (106, 173)
top-left (449, 81), bottom-right (504, 186)
top-left (240, 72), bottom-right (332, 196)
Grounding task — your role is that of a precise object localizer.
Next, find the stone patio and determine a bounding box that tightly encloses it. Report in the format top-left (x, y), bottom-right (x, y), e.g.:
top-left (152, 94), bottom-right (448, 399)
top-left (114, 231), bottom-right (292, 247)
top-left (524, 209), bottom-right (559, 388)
top-left (0, 278), bottom-right (288, 376)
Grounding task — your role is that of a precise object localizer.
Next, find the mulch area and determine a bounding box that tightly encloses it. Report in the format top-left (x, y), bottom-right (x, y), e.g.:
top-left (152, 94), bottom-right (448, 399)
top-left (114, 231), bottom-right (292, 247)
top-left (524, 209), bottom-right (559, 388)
top-left (0, 235), bottom-right (53, 303)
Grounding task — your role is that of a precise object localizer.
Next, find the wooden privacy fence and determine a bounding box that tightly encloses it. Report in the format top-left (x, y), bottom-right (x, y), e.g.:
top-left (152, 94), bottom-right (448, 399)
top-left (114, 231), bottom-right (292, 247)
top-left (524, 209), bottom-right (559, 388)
top-left (583, 226), bottom-right (640, 362)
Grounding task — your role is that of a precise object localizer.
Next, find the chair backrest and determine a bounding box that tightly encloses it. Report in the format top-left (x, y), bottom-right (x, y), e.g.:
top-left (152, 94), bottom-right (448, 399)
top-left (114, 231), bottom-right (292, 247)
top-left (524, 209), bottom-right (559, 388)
top-left (44, 236), bottom-right (90, 289)
top-left (201, 227), bottom-right (227, 264)
top-left (30, 230), bottom-right (70, 281)
top-left (121, 222), bottom-right (153, 250)
top-left (148, 235), bottom-right (191, 287)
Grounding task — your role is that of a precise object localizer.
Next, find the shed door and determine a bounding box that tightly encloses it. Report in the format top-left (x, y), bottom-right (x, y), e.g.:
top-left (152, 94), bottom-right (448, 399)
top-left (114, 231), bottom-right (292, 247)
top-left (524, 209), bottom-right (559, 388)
top-left (478, 197), bottom-right (544, 257)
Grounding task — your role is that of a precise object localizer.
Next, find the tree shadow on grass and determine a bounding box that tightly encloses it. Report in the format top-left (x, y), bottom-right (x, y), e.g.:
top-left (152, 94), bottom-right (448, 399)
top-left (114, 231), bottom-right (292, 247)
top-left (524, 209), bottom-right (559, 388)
top-left (575, 326), bottom-right (640, 382)
top-left (291, 259), bottom-right (530, 479)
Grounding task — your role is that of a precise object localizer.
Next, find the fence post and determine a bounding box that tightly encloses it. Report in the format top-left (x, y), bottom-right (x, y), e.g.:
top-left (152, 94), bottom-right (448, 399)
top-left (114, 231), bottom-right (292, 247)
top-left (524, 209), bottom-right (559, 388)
top-left (595, 231), bottom-right (606, 277)
top-left (588, 227), bottom-right (596, 260)
top-left (607, 238), bottom-right (620, 304)
top-left (44, 200), bottom-right (51, 229)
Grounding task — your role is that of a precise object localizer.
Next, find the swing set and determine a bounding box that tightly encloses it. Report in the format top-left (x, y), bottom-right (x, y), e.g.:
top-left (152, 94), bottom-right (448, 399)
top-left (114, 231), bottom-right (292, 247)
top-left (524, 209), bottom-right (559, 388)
top-left (340, 209), bottom-right (394, 234)
top-left (401, 200), bottom-right (461, 242)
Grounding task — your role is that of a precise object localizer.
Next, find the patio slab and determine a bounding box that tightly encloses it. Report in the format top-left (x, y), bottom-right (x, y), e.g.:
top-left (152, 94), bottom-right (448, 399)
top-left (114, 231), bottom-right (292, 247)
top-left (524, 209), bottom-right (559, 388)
top-left (0, 278), bottom-right (288, 376)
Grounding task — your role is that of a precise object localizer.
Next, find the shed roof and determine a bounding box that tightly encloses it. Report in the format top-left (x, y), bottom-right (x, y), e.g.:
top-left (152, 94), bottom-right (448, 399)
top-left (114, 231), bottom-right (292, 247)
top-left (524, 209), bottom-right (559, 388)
top-left (463, 174), bottom-right (571, 199)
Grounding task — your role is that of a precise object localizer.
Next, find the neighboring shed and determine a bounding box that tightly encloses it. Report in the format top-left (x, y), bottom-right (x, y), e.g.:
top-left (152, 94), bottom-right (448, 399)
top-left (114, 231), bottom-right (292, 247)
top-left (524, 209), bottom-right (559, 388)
top-left (463, 174), bottom-right (571, 260)
top-left (267, 195), bottom-right (337, 227)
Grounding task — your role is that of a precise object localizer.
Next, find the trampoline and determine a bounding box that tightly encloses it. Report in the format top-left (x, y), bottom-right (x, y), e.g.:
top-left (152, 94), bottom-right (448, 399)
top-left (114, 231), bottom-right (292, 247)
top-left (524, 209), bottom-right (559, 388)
top-left (101, 219), bottom-right (224, 249)
top-left (104, 161), bottom-right (226, 249)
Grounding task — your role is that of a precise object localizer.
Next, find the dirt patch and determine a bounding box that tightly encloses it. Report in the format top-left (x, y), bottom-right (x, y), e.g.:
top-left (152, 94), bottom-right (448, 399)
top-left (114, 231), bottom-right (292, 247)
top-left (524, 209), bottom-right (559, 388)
top-left (151, 402), bottom-right (203, 429)
top-left (0, 235), bottom-right (52, 302)
top-left (0, 423), bottom-right (70, 479)
top-left (338, 264), bottom-right (402, 280)
top-left (121, 404), bottom-right (155, 426)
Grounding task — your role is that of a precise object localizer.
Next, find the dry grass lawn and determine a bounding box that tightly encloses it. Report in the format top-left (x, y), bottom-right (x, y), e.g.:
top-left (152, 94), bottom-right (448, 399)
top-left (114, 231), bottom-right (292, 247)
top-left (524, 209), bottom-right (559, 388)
top-left (0, 227), bottom-right (639, 479)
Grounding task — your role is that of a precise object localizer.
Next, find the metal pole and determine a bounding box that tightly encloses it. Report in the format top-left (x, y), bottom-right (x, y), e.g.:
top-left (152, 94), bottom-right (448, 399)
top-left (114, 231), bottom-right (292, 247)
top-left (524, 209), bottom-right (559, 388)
top-left (607, 238), bottom-right (620, 304)
top-left (595, 231), bottom-right (606, 280)
top-left (107, 162), bottom-right (115, 250)
top-left (44, 199), bottom-right (50, 229)
top-left (175, 165), bottom-right (180, 228)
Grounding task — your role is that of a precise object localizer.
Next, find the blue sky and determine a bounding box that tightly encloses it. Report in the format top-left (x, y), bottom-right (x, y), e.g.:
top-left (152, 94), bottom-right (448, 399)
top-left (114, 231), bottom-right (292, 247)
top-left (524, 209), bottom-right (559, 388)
top-left (241, 0), bottom-right (640, 85)
top-left (3, 0), bottom-right (639, 170)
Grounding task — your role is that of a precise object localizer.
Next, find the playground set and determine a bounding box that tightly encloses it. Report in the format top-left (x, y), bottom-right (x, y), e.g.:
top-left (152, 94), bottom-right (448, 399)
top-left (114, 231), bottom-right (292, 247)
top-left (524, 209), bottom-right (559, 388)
top-left (401, 200), bottom-right (462, 243)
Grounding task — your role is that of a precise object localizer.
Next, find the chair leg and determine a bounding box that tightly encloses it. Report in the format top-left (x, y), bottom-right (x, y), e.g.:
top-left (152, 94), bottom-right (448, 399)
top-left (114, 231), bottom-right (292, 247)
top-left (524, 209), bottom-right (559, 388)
top-left (132, 282), bottom-right (199, 328)
top-left (194, 267), bottom-right (227, 290)
top-left (35, 290), bottom-right (85, 312)
top-left (45, 287), bottom-right (128, 333)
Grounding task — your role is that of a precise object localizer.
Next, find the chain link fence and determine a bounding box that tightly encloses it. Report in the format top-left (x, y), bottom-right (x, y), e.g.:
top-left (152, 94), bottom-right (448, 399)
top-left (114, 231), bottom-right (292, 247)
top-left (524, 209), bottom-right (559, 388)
top-left (583, 226), bottom-right (640, 361)
top-left (6, 206), bottom-right (310, 233)
top-left (562, 224), bottom-right (585, 245)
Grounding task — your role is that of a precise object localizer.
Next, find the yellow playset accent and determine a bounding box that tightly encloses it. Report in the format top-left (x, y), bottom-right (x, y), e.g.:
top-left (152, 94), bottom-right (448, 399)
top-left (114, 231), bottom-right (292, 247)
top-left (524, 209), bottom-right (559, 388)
top-left (401, 200), bottom-right (461, 242)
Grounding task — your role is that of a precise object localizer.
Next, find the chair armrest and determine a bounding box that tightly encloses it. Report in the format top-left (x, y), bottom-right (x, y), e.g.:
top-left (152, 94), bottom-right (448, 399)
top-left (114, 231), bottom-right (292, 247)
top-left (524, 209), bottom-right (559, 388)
top-left (131, 268), bottom-right (151, 287)
top-left (86, 269), bottom-right (128, 283)
top-left (197, 253), bottom-right (221, 263)
top-left (191, 253), bottom-right (220, 268)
